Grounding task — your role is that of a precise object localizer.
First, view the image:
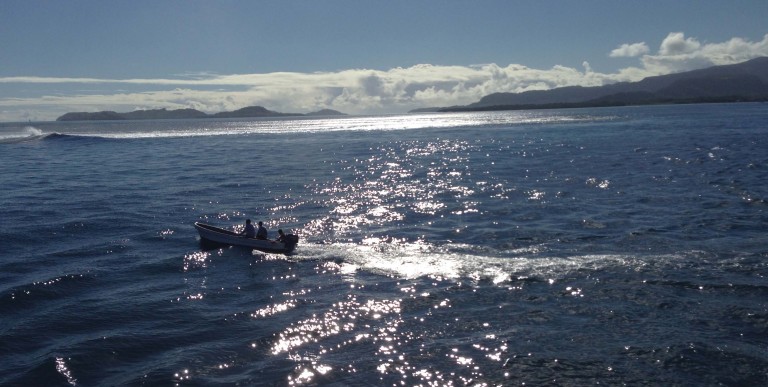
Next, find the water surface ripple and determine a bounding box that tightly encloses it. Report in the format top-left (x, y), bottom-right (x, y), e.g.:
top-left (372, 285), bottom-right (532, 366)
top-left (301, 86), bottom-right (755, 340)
top-left (1, 104), bottom-right (766, 385)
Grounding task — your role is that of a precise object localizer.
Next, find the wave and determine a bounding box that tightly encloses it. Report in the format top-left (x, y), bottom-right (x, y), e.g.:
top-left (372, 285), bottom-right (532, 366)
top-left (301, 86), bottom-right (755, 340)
top-left (40, 132), bottom-right (112, 143)
top-left (0, 126), bottom-right (48, 144)
top-left (2, 111), bottom-right (617, 141)
top-left (0, 125), bottom-right (127, 144)
top-left (0, 127), bottom-right (99, 144)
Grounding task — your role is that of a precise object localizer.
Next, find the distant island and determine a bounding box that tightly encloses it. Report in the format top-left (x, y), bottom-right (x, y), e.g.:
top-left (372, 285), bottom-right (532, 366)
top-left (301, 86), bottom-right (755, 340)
top-left (56, 106), bottom-right (346, 121)
top-left (413, 57), bottom-right (768, 113)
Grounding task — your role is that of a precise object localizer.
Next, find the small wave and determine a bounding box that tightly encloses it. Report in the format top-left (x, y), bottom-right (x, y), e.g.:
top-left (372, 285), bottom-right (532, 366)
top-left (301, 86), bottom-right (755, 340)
top-left (0, 272), bottom-right (95, 314)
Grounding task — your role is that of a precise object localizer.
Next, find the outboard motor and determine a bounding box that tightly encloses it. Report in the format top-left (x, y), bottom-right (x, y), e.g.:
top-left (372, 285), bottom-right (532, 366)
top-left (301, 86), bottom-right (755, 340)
top-left (284, 234), bottom-right (299, 252)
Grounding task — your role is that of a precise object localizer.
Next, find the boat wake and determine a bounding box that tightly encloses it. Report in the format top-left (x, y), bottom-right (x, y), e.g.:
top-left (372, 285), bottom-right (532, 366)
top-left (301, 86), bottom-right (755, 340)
top-left (288, 239), bottom-right (660, 283)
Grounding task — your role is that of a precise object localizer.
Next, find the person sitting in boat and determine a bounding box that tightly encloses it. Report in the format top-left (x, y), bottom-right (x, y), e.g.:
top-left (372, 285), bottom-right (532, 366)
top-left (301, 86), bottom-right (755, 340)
top-left (241, 219), bottom-right (256, 238)
top-left (276, 229), bottom-right (299, 247)
top-left (256, 221), bottom-right (268, 240)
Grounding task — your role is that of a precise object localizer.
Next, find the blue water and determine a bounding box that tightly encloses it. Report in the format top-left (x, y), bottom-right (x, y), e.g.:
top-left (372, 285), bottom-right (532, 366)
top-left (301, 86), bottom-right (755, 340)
top-left (1, 104), bottom-right (767, 386)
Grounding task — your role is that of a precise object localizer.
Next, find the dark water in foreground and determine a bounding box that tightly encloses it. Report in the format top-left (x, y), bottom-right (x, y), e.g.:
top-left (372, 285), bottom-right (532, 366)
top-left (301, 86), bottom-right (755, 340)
top-left (1, 104), bottom-right (767, 386)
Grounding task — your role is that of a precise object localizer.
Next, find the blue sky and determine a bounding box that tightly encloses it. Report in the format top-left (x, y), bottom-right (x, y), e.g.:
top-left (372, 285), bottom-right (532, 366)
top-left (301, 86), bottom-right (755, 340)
top-left (1, 0), bottom-right (767, 121)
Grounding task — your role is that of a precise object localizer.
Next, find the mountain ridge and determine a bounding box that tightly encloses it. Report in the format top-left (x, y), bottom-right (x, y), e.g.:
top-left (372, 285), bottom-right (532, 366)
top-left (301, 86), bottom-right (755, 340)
top-left (429, 57), bottom-right (768, 112)
top-left (56, 107), bottom-right (346, 121)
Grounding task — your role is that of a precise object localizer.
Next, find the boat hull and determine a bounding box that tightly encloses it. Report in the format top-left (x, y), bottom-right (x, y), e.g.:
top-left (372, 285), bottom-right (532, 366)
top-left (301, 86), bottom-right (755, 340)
top-left (194, 222), bottom-right (298, 253)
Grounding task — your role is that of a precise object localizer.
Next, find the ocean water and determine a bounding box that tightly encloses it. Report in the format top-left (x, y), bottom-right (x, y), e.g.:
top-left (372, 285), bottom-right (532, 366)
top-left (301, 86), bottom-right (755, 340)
top-left (1, 104), bottom-right (767, 386)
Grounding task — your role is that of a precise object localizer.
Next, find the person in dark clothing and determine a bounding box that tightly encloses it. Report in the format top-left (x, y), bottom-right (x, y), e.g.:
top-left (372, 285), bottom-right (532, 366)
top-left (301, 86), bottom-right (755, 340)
top-left (256, 221), bottom-right (268, 240)
top-left (241, 219), bottom-right (256, 238)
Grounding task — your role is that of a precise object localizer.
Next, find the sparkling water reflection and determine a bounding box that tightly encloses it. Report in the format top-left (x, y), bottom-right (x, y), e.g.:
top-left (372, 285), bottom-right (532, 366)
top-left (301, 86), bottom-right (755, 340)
top-left (1, 105), bottom-right (766, 385)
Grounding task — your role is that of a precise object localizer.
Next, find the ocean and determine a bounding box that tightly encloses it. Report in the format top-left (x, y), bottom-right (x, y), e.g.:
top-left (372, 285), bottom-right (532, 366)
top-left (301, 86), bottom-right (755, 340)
top-left (1, 103), bottom-right (766, 386)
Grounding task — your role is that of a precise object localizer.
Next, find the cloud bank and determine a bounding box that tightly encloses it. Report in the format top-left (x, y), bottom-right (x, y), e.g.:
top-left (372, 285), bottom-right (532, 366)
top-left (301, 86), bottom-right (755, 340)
top-left (1, 32), bottom-right (767, 121)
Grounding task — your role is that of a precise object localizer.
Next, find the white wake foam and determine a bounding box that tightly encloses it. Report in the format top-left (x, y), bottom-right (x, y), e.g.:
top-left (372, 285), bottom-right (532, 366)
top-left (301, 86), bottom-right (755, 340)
top-left (290, 240), bottom-right (655, 284)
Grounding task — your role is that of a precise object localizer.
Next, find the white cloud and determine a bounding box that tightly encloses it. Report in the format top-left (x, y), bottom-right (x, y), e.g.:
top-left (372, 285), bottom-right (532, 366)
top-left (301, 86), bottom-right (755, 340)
top-left (640, 32), bottom-right (768, 74)
top-left (659, 32), bottom-right (701, 55)
top-left (1, 32), bottom-right (767, 122)
top-left (610, 42), bottom-right (650, 57)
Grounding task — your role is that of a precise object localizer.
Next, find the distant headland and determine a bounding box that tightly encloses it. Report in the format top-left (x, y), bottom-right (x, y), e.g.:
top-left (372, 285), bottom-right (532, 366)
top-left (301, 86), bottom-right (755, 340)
top-left (411, 57), bottom-right (768, 113)
top-left (56, 106), bottom-right (346, 121)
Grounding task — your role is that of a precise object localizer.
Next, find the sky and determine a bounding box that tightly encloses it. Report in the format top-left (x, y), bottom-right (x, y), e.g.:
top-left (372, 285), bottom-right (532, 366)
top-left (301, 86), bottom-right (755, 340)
top-left (1, 0), bottom-right (767, 122)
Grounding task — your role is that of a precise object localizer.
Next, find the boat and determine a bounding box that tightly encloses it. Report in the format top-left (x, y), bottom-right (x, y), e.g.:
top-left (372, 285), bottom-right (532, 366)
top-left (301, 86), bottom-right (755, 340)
top-left (194, 222), bottom-right (299, 253)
